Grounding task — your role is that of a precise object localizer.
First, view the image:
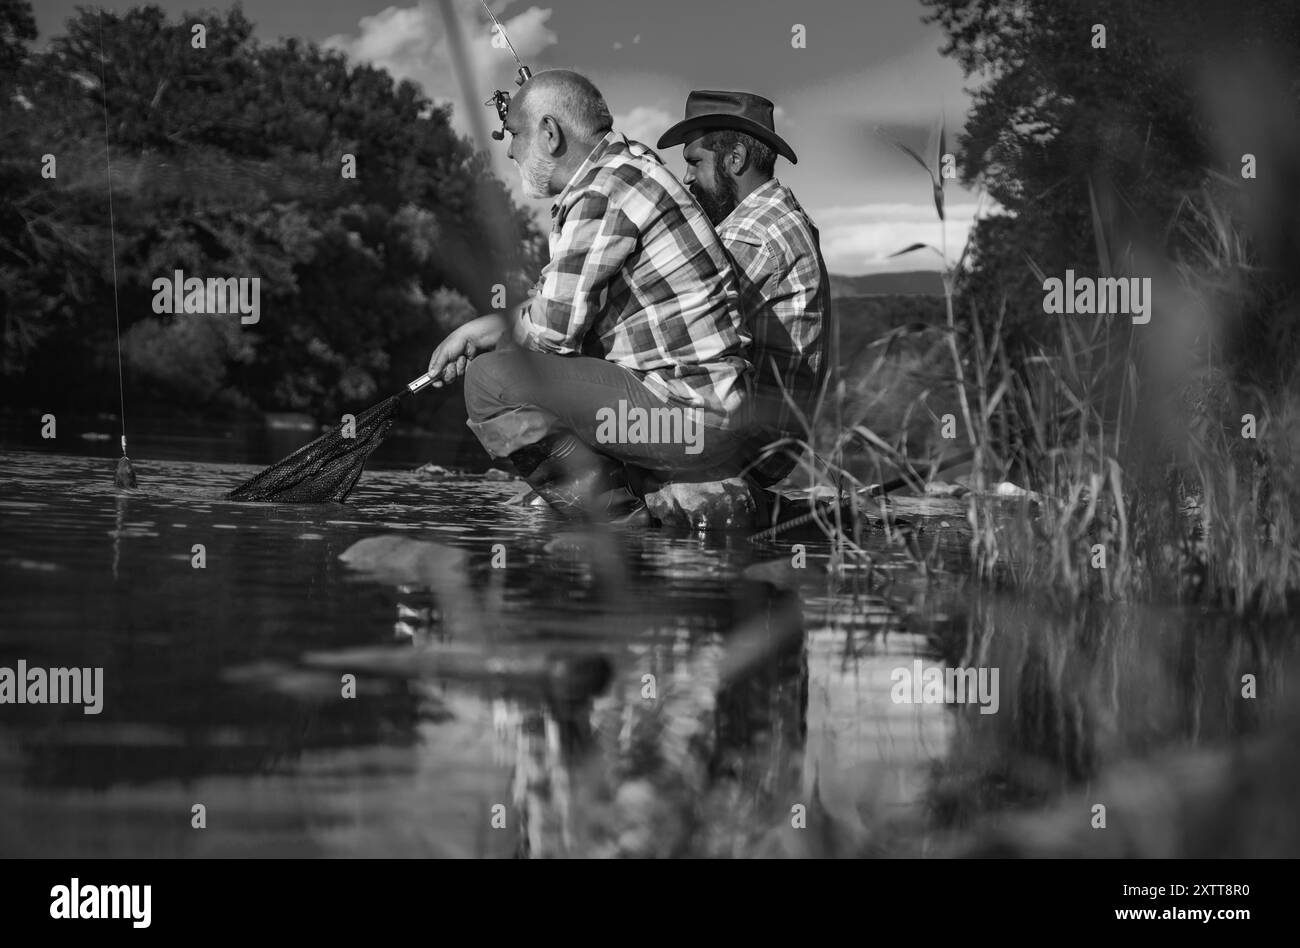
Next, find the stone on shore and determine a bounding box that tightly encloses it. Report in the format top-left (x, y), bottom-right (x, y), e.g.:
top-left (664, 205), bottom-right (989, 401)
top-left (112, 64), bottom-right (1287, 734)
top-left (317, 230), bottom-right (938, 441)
top-left (924, 480), bottom-right (969, 498)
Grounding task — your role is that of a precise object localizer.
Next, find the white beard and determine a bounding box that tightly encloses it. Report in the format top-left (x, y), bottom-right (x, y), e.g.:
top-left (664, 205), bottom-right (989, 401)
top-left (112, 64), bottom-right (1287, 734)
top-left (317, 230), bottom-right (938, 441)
top-left (518, 141), bottom-right (557, 199)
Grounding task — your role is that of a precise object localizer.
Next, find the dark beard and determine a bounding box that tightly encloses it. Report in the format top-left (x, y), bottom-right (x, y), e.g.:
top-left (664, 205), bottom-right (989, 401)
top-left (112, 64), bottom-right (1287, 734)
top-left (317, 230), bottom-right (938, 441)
top-left (690, 160), bottom-right (740, 226)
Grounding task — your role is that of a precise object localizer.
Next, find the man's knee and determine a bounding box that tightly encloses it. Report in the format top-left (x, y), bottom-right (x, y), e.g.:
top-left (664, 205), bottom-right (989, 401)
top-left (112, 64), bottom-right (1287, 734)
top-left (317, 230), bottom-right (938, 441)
top-left (464, 349), bottom-right (518, 423)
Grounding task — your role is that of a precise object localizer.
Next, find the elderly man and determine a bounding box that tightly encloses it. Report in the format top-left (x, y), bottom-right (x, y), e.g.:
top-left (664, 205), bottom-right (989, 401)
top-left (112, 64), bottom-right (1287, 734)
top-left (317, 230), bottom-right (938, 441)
top-left (659, 91), bottom-right (831, 488)
top-left (427, 70), bottom-right (754, 521)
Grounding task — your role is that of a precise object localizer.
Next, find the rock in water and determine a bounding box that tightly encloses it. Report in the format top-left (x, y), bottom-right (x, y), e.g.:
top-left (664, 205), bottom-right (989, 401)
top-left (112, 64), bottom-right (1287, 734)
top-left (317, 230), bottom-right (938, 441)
top-left (339, 535), bottom-right (468, 588)
top-left (643, 478), bottom-right (756, 531)
top-left (340, 535), bottom-right (478, 637)
top-left (114, 455), bottom-right (137, 489)
top-left (414, 462), bottom-right (454, 480)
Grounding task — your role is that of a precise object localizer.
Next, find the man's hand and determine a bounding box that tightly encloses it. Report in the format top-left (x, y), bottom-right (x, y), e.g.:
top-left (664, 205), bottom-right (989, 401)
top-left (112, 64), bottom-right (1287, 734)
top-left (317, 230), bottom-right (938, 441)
top-left (427, 313), bottom-right (508, 387)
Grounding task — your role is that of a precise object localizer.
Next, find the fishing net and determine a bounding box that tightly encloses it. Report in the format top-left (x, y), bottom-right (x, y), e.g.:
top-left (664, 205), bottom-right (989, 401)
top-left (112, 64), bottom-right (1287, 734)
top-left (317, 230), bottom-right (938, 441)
top-left (226, 392), bottom-right (408, 503)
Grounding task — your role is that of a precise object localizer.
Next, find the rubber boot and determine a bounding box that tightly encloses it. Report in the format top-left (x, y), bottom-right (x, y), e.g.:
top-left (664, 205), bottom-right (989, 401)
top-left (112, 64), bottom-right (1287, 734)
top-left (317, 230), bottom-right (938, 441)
top-left (507, 431), bottom-right (648, 523)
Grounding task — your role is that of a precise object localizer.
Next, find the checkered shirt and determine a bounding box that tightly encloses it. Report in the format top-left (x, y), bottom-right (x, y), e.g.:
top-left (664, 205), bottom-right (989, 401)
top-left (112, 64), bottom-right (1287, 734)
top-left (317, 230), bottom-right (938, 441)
top-left (514, 131), bottom-right (751, 428)
top-left (717, 177), bottom-right (829, 436)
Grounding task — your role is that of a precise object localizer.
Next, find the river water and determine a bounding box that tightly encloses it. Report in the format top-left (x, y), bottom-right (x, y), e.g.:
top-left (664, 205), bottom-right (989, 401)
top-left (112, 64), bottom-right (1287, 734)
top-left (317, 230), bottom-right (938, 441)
top-left (1, 425), bottom-right (1296, 858)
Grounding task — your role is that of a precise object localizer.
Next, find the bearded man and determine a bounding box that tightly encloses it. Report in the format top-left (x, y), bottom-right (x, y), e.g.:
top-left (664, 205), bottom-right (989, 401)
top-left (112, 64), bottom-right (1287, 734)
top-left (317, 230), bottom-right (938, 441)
top-left (659, 91), bottom-right (831, 488)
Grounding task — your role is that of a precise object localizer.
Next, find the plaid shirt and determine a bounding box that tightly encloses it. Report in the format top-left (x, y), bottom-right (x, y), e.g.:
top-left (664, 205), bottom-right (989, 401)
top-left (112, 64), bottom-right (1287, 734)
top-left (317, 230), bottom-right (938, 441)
top-left (514, 131), bottom-right (751, 428)
top-left (717, 178), bottom-right (829, 436)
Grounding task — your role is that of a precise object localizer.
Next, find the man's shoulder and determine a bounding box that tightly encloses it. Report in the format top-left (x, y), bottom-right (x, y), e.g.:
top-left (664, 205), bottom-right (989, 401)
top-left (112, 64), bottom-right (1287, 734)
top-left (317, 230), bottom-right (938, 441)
top-left (723, 182), bottom-right (821, 258)
top-left (568, 139), bottom-right (716, 247)
top-left (718, 213), bottom-right (770, 249)
top-left (568, 135), bottom-right (672, 202)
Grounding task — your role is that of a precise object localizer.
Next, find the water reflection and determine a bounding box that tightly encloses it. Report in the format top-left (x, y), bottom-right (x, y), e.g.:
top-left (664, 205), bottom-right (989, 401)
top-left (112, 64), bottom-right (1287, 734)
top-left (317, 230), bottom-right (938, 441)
top-left (0, 447), bottom-right (1296, 857)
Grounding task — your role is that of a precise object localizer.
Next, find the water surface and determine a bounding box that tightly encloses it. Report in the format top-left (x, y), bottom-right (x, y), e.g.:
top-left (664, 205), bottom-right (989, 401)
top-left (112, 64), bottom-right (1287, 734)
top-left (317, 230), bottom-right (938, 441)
top-left (1, 434), bottom-right (1295, 858)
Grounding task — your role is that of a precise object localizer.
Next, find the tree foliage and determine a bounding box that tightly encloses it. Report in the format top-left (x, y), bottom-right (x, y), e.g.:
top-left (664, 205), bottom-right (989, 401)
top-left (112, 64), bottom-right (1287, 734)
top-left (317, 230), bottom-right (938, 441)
top-left (1, 2), bottom-right (543, 425)
top-left (923, 0), bottom-right (1300, 371)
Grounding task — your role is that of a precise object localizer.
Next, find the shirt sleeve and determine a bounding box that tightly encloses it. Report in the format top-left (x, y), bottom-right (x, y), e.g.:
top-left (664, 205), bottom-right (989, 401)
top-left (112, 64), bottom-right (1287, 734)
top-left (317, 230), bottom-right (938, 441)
top-left (736, 242), bottom-right (776, 330)
top-left (514, 182), bottom-right (638, 354)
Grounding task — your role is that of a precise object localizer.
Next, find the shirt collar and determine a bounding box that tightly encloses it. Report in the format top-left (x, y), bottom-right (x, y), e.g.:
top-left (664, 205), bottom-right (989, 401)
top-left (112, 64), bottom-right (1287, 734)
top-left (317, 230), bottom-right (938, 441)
top-left (719, 177), bottom-right (783, 228)
top-left (550, 130), bottom-right (622, 219)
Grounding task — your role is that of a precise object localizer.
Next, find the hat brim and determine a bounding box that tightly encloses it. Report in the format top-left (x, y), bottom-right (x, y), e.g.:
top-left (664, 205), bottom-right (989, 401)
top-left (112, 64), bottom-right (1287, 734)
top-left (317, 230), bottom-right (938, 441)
top-left (657, 115), bottom-right (797, 164)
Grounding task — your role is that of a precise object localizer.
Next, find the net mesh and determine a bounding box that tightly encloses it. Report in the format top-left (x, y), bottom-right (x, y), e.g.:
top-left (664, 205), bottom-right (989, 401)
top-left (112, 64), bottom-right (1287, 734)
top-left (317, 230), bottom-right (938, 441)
top-left (226, 393), bottom-right (406, 503)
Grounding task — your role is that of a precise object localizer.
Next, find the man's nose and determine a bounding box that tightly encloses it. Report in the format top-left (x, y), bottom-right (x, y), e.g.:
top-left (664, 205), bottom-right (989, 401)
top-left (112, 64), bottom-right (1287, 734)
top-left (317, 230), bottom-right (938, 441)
top-left (683, 168), bottom-right (695, 186)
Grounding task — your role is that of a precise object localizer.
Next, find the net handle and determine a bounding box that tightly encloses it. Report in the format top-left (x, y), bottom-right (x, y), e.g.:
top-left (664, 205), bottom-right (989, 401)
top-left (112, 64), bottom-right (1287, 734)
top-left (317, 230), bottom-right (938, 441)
top-left (409, 369), bottom-right (468, 393)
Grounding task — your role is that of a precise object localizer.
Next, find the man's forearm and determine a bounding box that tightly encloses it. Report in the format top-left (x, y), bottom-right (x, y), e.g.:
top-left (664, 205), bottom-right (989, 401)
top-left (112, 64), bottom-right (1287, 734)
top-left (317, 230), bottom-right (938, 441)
top-left (502, 295), bottom-right (538, 349)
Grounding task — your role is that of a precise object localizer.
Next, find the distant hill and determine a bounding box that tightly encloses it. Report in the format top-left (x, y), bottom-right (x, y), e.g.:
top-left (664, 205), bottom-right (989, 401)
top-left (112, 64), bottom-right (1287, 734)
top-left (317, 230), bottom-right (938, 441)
top-left (832, 294), bottom-right (947, 354)
top-left (829, 270), bottom-right (946, 298)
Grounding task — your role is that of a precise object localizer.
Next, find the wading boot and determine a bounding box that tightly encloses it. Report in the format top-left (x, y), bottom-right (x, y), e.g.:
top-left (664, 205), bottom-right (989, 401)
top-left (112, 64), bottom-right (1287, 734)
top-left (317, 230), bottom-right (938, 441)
top-left (507, 431), bottom-right (649, 524)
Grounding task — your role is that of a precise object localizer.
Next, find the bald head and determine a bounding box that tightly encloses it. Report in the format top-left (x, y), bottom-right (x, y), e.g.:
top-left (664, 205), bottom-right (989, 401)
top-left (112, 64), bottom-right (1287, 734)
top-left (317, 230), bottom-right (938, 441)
top-left (505, 69), bottom-right (614, 198)
top-left (513, 69), bottom-right (613, 144)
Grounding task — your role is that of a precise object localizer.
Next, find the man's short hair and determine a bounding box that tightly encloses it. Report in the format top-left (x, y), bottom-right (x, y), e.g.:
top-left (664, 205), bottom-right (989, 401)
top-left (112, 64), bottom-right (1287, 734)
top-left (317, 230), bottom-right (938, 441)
top-left (519, 69), bottom-right (613, 141)
top-left (702, 129), bottom-right (776, 177)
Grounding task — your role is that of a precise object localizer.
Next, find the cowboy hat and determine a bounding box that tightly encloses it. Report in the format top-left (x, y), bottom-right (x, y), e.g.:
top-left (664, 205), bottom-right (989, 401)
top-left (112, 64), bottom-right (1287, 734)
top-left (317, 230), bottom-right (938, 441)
top-left (657, 90), bottom-right (797, 164)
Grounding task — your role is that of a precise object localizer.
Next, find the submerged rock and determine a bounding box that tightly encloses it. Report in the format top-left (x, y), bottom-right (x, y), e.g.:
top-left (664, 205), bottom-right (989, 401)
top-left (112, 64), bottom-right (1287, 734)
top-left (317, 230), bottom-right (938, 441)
top-left (643, 478), bottom-right (756, 531)
top-left (339, 535), bottom-right (468, 588)
top-left (414, 462), bottom-right (454, 479)
top-left (339, 534), bottom-right (479, 637)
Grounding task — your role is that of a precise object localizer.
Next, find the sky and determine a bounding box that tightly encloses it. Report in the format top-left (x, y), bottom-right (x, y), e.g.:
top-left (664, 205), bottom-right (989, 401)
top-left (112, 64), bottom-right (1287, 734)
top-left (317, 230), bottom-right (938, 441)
top-left (35, 0), bottom-right (989, 274)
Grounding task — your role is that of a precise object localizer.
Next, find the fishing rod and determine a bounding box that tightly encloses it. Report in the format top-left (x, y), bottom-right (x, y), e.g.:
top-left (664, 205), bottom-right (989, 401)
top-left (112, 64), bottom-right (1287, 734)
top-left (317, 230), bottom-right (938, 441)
top-left (479, 0), bottom-right (533, 140)
top-left (98, 10), bottom-right (136, 490)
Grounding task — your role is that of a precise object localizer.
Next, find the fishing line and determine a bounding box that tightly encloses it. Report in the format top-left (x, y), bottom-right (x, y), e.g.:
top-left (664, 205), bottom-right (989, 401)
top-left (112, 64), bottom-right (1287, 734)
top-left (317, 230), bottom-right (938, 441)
top-left (96, 8), bottom-right (129, 462)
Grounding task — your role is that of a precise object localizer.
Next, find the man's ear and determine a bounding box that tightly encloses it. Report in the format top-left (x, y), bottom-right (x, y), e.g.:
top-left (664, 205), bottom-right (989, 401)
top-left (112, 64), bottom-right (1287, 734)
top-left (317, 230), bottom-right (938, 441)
top-left (539, 115), bottom-right (564, 156)
top-left (729, 141), bottom-right (750, 175)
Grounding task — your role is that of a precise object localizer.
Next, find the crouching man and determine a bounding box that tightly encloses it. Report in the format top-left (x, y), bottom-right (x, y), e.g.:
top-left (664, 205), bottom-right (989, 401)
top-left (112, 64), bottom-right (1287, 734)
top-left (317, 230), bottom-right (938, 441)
top-left (427, 70), bottom-right (754, 520)
top-left (659, 91), bottom-right (830, 488)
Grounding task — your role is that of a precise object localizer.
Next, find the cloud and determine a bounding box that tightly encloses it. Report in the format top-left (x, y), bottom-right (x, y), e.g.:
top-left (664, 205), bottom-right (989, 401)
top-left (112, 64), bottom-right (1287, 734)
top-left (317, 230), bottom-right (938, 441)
top-left (613, 105), bottom-right (676, 149)
top-left (323, 1), bottom-right (558, 198)
top-left (323, 2), bottom-right (557, 124)
top-left (812, 202), bottom-right (983, 275)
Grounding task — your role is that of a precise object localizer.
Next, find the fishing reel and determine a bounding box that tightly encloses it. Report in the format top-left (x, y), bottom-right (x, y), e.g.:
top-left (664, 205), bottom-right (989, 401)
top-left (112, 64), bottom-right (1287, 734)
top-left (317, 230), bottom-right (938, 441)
top-left (487, 65), bottom-right (532, 141)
